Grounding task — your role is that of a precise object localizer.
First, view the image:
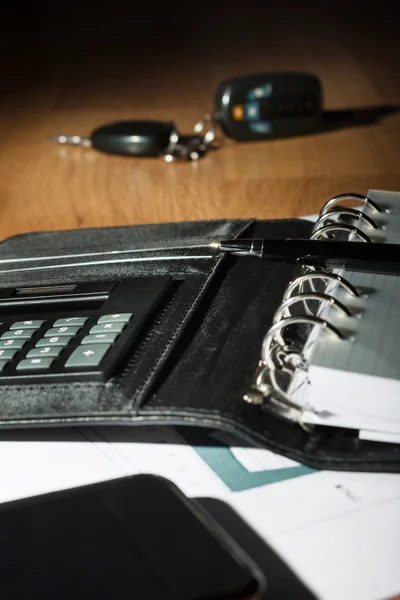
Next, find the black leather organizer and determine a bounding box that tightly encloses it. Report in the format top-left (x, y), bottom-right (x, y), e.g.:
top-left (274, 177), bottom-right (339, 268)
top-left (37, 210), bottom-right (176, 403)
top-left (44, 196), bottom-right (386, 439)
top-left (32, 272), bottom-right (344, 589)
top-left (0, 218), bottom-right (398, 473)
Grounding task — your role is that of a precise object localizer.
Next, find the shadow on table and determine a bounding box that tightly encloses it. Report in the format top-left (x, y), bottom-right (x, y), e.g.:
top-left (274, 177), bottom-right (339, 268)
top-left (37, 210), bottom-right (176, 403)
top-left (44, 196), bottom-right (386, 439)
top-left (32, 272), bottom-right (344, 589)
top-left (316, 104), bottom-right (400, 134)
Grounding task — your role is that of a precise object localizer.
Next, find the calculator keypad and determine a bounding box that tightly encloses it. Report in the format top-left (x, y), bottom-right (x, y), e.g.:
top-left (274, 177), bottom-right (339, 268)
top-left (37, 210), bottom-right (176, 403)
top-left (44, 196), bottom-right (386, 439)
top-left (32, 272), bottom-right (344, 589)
top-left (1, 330), bottom-right (35, 340)
top-left (0, 276), bottom-right (171, 383)
top-left (0, 339), bottom-right (27, 349)
top-left (97, 313), bottom-right (133, 324)
top-left (10, 320), bottom-right (45, 330)
top-left (81, 333), bottom-right (118, 344)
top-left (90, 323), bottom-right (126, 334)
top-left (27, 347), bottom-right (64, 358)
top-left (36, 336), bottom-right (73, 347)
top-left (17, 357), bottom-right (54, 371)
top-left (65, 344), bottom-right (111, 368)
top-left (45, 326), bottom-right (81, 337)
top-left (53, 317), bottom-right (88, 327)
top-left (0, 313), bottom-right (133, 380)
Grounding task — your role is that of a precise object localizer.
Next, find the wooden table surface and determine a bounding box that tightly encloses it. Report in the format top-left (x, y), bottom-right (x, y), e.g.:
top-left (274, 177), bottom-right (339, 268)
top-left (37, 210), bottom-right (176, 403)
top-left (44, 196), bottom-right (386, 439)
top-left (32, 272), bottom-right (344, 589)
top-left (0, 1), bottom-right (399, 241)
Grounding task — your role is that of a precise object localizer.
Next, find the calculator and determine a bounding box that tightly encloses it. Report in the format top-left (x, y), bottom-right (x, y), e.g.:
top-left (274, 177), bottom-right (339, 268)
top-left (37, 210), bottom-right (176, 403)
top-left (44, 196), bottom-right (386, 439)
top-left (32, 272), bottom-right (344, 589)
top-left (0, 277), bottom-right (171, 384)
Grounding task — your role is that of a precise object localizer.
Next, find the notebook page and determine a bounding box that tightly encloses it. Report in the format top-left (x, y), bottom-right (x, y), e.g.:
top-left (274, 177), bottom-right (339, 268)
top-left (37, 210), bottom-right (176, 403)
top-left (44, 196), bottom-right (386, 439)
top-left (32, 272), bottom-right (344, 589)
top-left (292, 190), bottom-right (400, 433)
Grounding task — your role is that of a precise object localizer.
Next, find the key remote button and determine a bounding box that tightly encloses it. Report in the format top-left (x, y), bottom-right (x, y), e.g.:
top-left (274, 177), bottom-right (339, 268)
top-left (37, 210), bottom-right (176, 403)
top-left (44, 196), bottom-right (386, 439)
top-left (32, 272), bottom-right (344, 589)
top-left (81, 333), bottom-right (118, 344)
top-left (36, 336), bottom-right (73, 347)
top-left (0, 359), bottom-right (9, 371)
top-left (53, 317), bottom-right (88, 327)
top-left (0, 339), bottom-right (27, 349)
top-left (98, 313), bottom-right (133, 324)
top-left (10, 320), bottom-right (45, 330)
top-left (65, 344), bottom-right (111, 368)
top-left (17, 357), bottom-right (54, 371)
top-left (1, 329), bottom-right (35, 340)
top-left (27, 347), bottom-right (63, 358)
top-left (90, 323), bottom-right (126, 334)
top-left (45, 326), bottom-right (81, 337)
top-left (0, 349), bottom-right (18, 359)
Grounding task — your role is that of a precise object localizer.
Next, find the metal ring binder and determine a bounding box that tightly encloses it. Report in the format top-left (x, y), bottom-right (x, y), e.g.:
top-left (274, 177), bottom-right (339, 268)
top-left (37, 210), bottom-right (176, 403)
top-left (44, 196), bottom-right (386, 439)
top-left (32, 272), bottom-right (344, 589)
top-left (313, 207), bottom-right (379, 232)
top-left (310, 223), bottom-right (373, 242)
top-left (319, 193), bottom-right (382, 216)
top-left (261, 315), bottom-right (346, 370)
top-left (284, 272), bottom-right (360, 301)
top-left (273, 292), bottom-right (353, 323)
top-left (284, 271), bottom-right (360, 316)
top-left (243, 191), bottom-right (385, 423)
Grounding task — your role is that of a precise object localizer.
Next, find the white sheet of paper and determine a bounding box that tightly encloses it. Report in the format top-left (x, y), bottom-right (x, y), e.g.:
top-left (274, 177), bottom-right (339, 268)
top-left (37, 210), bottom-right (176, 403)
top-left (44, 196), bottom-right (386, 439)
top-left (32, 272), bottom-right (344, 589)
top-left (0, 425), bottom-right (399, 600)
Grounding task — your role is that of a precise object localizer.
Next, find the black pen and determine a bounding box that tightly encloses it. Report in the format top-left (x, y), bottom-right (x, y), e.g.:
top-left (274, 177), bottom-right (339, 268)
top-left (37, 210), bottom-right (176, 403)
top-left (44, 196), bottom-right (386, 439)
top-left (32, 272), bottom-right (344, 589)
top-left (210, 238), bottom-right (400, 274)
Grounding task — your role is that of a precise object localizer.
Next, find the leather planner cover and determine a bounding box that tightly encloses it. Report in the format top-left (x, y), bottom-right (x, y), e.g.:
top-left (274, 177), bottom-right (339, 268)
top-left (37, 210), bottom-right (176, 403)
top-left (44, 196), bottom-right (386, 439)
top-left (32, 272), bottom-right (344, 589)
top-left (0, 218), bottom-right (398, 473)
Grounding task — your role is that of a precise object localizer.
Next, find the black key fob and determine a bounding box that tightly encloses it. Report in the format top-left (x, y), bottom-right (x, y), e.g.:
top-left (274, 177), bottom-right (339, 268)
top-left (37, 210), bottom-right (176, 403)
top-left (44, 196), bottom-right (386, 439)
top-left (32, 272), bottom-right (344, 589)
top-left (215, 72), bottom-right (323, 141)
top-left (90, 120), bottom-right (176, 157)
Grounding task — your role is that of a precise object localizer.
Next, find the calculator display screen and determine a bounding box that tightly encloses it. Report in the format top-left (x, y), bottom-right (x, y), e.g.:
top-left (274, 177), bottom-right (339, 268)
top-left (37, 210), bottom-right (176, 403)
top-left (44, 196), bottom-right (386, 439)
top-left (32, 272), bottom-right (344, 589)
top-left (15, 285), bottom-right (77, 296)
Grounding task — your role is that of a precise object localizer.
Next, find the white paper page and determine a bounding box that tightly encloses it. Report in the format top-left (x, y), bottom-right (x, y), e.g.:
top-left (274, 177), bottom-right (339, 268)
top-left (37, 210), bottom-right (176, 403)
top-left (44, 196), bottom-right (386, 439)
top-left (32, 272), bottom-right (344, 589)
top-left (0, 425), bottom-right (399, 600)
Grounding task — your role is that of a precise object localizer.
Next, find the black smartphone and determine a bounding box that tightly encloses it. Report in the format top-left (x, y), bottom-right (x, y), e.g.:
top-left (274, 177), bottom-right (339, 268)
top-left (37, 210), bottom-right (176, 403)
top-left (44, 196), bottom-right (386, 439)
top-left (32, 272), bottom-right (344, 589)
top-left (0, 474), bottom-right (265, 600)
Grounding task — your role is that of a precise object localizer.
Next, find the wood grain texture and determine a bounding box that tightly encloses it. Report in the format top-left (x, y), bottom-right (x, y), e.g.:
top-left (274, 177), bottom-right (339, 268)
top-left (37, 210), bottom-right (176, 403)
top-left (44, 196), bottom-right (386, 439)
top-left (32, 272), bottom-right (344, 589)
top-left (0, 1), bottom-right (399, 240)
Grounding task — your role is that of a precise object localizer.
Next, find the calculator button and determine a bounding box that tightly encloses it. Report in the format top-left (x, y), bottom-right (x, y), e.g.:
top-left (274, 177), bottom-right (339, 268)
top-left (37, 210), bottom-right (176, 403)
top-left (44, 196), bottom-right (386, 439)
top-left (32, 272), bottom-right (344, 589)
top-left (27, 346), bottom-right (63, 358)
top-left (81, 333), bottom-right (118, 344)
top-left (36, 336), bottom-right (73, 347)
top-left (45, 326), bottom-right (81, 337)
top-left (10, 320), bottom-right (45, 330)
top-left (0, 349), bottom-right (18, 359)
top-left (65, 344), bottom-right (111, 368)
top-left (1, 329), bottom-right (35, 340)
top-left (0, 360), bottom-right (9, 371)
top-left (0, 339), bottom-right (27, 349)
top-left (90, 323), bottom-right (126, 334)
top-left (53, 317), bottom-right (88, 327)
top-left (97, 313), bottom-right (133, 324)
top-left (17, 357), bottom-right (54, 371)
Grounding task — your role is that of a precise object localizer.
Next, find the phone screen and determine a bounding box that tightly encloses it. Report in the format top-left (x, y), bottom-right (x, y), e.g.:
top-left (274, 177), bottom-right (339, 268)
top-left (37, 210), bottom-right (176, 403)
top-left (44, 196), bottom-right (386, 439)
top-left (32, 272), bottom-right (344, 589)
top-left (0, 474), bottom-right (263, 600)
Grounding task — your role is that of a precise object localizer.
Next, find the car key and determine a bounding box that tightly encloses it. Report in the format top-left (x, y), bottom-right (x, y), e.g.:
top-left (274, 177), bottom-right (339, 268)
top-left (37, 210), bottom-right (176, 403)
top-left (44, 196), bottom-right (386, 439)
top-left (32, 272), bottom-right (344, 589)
top-left (53, 120), bottom-right (177, 158)
top-left (215, 72), bottom-right (323, 141)
top-left (52, 115), bottom-right (217, 161)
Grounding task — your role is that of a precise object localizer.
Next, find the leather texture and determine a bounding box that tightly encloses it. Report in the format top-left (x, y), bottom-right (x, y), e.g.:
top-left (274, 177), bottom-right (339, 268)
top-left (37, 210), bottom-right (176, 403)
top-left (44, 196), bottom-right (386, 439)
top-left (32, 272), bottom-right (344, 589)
top-left (0, 219), bottom-right (399, 472)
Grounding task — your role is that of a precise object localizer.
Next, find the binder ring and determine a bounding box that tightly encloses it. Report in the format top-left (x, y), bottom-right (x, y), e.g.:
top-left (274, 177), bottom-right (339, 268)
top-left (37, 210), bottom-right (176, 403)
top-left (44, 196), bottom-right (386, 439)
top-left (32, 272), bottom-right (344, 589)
top-left (267, 367), bottom-right (310, 422)
top-left (310, 224), bottom-right (372, 242)
top-left (246, 349), bottom-right (309, 422)
top-left (313, 207), bottom-right (378, 232)
top-left (261, 315), bottom-right (346, 370)
top-left (268, 342), bottom-right (308, 373)
top-left (319, 193), bottom-right (382, 216)
top-left (273, 292), bottom-right (353, 322)
top-left (284, 272), bottom-right (360, 300)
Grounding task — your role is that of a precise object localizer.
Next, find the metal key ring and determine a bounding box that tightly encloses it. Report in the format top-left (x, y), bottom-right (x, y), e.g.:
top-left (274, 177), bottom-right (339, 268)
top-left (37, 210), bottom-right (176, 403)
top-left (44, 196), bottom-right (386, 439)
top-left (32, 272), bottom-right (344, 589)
top-left (163, 126), bottom-right (182, 161)
top-left (319, 193), bottom-right (382, 216)
top-left (273, 292), bottom-right (353, 323)
top-left (310, 224), bottom-right (373, 242)
top-left (261, 315), bottom-right (346, 370)
top-left (193, 112), bottom-right (218, 148)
